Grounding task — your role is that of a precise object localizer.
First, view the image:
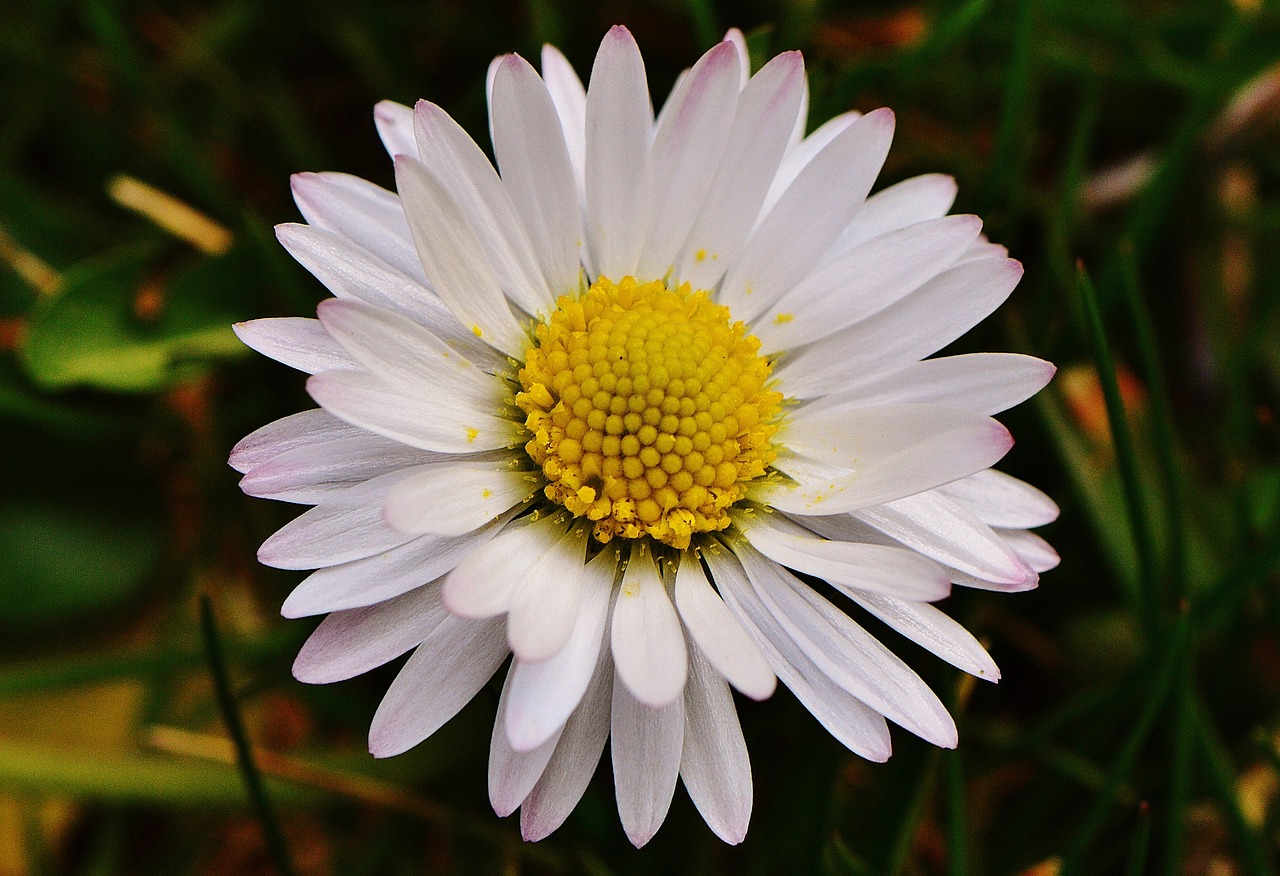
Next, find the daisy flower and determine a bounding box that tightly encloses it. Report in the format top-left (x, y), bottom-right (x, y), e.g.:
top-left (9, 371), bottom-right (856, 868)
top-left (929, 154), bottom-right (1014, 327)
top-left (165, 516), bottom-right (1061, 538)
top-left (230, 25), bottom-right (1058, 847)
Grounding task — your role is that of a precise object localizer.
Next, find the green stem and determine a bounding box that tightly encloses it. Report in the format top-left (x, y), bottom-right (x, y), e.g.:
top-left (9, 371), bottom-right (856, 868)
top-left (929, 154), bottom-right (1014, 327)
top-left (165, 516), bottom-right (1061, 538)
top-left (200, 595), bottom-right (297, 876)
top-left (1160, 652), bottom-right (1196, 875)
top-left (945, 750), bottom-right (969, 876)
top-left (1077, 262), bottom-right (1163, 637)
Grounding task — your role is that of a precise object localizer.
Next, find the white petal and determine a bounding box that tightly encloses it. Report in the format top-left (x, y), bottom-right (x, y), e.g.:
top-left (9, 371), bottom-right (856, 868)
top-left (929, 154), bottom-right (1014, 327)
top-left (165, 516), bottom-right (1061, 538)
top-left (777, 257), bottom-right (1023, 398)
top-left (673, 551), bottom-right (776, 700)
top-left (680, 640), bottom-right (752, 844)
top-left (234, 318), bottom-right (357, 374)
top-left (505, 547), bottom-right (617, 752)
top-left (257, 469), bottom-right (423, 570)
top-left (274, 223), bottom-right (502, 370)
top-left (753, 214), bottom-right (983, 354)
top-left (850, 491), bottom-right (1037, 588)
top-left (306, 369), bottom-right (519, 454)
top-left (240, 431), bottom-right (437, 505)
top-left (411, 101), bottom-right (552, 317)
top-left (488, 668), bottom-right (561, 817)
top-left (316, 298), bottom-right (501, 408)
top-left (490, 53), bottom-right (583, 298)
top-left (767, 404), bottom-right (1013, 515)
top-left (275, 222), bottom-right (422, 309)
top-left (394, 155), bottom-right (528, 358)
top-left (281, 515), bottom-right (511, 618)
top-left (611, 671), bottom-right (685, 848)
top-left (230, 409), bottom-right (361, 474)
top-left (636, 40), bottom-right (741, 280)
top-left (959, 238), bottom-right (1008, 263)
top-left (850, 593), bottom-right (1000, 681)
top-left (653, 66), bottom-right (691, 146)
top-left (803, 353), bottom-right (1056, 416)
top-left (291, 171), bottom-right (425, 283)
top-left (443, 516), bottom-right (564, 619)
top-left (738, 544), bottom-right (957, 747)
top-left (782, 401), bottom-right (1007, 471)
top-left (611, 541), bottom-right (688, 708)
top-left (368, 614), bottom-right (509, 757)
top-left (704, 541), bottom-right (892, 760)
top-left (540, 44), bottom-right (587, 199)
top-left (506, 526), bottom-right (589, 662)
top-left (937, 469), bottom-right (1060, 529)
top-left (673, 51), bottom-right (806, 290)
top-left (719, 108), bottom-right (896, 323)
top-left (484, 56), bottom-right (501, 144)
top-left (584, 25), bottom-right (652, 279)
top-left (790, 71), bottom-right (809, 148)
top-left (724, 28), bottom-right (750, 87)
top-left (374, 100), bottom-right (417, 160)
top-left (292, 583), bottom-right (449, 683)
top-left (519, 657), bottom-right (612, 841)
top-left (382, 459), bottom-right (537, 536)
top-left (760, 111), bottom-right (861, 220)
top-left (735, 509), bottom-right (952, 602)
top-left (831, 173), bottom-right (958, 256)
top-left (1000, 529), bottom-right (1060, 573)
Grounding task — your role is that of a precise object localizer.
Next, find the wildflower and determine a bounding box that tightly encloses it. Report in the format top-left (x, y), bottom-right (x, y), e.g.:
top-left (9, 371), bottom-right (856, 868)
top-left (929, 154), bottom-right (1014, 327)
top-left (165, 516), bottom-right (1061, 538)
top-left (232, 25), bottom-right (1057, 846)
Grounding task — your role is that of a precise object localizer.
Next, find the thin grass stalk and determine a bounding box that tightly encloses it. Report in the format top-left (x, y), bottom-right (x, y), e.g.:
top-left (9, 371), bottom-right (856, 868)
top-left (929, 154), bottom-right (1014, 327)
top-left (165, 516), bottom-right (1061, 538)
top-left (1160, 661), bottom-right (1196, 876)
top-left (945, 750), bottom-right (969, 876)
top-left (680, 0), bottom-right (719, 51)
top-left (977, 0), bottom-right (1036, 221)
top-left (1194, 696), bottom-right (1275, 876)
top-left (1117, 241), bottom-right (1188, 602)
top-left (1046, 83), bottom-right (1099, 295)
top-left (200, 595), bottom-right (297, 876)
top-left (1123, 801), bottom-right (1153, 876)
top-left (1059, 608), bottom-right (1190, 874)
top-left (1200, 527), bottom-right (1280, 630)
top-left (886, 747), bottom-right (942, 876)
top-left (1076, 261), bottom-right (1162, 637)
top-left (899, 0), bottom-right (993, 74)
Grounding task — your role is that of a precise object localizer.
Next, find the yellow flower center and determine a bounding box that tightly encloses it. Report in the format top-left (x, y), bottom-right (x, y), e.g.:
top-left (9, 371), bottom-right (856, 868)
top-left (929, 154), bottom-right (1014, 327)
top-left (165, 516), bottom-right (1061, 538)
top-left (516, 276), bottom-right (782, 550)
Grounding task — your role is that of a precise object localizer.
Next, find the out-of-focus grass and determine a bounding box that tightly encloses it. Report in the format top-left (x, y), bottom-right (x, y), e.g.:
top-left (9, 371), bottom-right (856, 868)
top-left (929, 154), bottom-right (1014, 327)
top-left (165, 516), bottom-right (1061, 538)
top-left (1, 0), bottom-right (1278, 873)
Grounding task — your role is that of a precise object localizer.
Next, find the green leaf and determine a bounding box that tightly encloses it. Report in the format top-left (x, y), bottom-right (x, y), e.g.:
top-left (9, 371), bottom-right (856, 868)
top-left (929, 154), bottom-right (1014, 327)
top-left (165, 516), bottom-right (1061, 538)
top-left (20, 244), bottom-right (252, 393)
top-left (0, 737), bottom-right (315, 807)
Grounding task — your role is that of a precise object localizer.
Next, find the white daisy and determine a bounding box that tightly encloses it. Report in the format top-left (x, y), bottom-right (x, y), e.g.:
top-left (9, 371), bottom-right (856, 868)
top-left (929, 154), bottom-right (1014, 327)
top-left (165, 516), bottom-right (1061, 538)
top-left (231, 25), bottom-right (1059, 847)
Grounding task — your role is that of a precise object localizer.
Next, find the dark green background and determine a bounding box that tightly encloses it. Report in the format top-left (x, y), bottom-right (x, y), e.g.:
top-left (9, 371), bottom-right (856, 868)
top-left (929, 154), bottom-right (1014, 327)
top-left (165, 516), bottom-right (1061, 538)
top-left (2, 0), bottom-right (1279, 873)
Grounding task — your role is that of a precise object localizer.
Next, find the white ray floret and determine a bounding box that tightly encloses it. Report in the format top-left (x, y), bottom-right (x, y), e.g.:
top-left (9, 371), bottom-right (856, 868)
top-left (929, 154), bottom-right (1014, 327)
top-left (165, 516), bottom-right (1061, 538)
top-left (233, 24), bottom-right (1057, 848)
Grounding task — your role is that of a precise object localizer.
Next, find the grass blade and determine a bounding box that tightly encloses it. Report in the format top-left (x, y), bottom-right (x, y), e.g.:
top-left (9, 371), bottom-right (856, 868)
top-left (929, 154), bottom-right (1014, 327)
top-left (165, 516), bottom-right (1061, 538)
top-left (1076, 261), bottom-right (1162, 636)
top-left (200, 595), bottom-right (297, 876)
top-left (1059, 607), bottom-right (1190, 874)
top-left (1194, 696), bottom-right (1275, 876)
top-left (1160, 663), bottom-right (1196, 875)
top-left (945, 750), bottom-right (969, 876)
top-left (1117, 241), bottom-right (1188, 600)
top-left (977, 0), bottom-right (1037, 224)
top-left (1123, 801), bottom-right (1153, 876)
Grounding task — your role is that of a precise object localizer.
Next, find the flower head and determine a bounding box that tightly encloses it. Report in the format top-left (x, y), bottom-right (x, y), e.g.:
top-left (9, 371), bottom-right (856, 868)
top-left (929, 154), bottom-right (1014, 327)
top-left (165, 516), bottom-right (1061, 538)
top-left (232, 25), bottom-right (1058, 847)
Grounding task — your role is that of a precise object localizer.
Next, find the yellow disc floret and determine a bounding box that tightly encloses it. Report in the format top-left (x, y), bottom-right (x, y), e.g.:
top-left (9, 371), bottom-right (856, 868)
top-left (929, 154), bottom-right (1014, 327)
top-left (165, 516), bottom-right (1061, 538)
top-left (516, 276), bottom-right (782, 549)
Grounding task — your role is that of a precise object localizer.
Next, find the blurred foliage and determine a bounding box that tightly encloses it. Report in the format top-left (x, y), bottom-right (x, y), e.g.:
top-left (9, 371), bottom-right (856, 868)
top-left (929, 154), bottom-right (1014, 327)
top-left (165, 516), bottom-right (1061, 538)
top-left (0, 0), bottom-right (1279, 874)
